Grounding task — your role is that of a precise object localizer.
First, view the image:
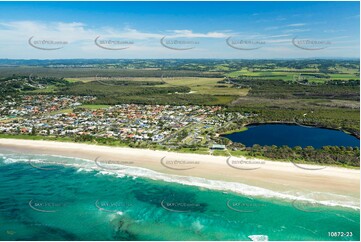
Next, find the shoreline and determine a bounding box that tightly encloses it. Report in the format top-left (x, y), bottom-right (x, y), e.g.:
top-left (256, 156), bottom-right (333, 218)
top-left (221, 121), bottom-right (361, 139)
top-left (0, 138), bottom-right (359, 206)
top-left (0, 134), bottom-right (358, 169)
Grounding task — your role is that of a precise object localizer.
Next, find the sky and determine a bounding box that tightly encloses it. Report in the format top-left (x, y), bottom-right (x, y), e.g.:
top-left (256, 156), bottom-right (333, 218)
top-left (0, 1), bottom-right (359, 59)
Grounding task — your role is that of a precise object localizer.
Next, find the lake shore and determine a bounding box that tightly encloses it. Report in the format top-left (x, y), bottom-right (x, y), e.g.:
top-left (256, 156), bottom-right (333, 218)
top-left (236, 121), bottom-right (360, 139)
top-left (222, 123), bottom-right (360, 150)
top-left (0, 138), bottom-right (359, 205)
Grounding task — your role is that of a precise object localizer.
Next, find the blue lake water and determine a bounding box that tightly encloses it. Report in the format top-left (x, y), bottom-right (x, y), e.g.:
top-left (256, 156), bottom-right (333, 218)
top-left (223, 124), bottom-right (360, 148)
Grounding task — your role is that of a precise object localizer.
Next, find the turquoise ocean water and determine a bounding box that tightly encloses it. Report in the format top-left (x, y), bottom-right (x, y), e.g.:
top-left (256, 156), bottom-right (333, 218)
top-left (0, 150), bottom-right (359, 241)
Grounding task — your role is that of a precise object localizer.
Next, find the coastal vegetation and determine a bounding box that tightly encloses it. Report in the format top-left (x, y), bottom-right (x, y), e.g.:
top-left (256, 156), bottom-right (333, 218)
top-left (0, 132), bottom-right (358, 168)
top-left (0, 59), bottom-right (359, 167)
top-left (226, 141), bottom-right (360, 168)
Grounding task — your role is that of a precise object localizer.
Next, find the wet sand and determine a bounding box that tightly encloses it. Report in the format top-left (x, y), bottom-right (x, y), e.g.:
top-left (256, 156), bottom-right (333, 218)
top-left (0, 138), bottom-right (359, 202)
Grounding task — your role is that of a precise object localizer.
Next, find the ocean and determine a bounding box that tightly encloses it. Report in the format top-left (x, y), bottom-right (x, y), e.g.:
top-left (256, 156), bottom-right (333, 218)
top-left (0, 151), bottom-right (359, 241)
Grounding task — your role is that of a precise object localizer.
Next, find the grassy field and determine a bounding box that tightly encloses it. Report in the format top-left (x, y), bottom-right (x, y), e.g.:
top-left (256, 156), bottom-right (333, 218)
top-left (1, 60), bottom-right (359, 134)
top-left (77, 104), bottom-right (111, 110)
top-left (65, 77), bottom-right (163, 83)
top-left (65, 77), bottom-right (250, 96)
top-left (220, 126), bottom-right (248, 135)
top-left (0, 60), bottom-right (359, 167)
top-left (160, 77), bottom-right (249, 96)
top-left (226, 66), bottom-right (360, 83)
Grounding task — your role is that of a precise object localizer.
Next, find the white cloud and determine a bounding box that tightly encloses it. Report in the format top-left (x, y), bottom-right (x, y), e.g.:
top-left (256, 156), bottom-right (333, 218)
top-left (0, 21), bottom-right (357, 58)
top-left (168, 29), bottom-right (229, 38)
top-left (287, 23), bottom-right (306, 27)
top-left (283, 28), bottom-right (311, 33)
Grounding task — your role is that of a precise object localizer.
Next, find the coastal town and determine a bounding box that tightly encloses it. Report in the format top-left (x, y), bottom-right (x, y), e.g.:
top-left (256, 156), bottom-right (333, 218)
top-left (0, 95), bottom-right (248, 149)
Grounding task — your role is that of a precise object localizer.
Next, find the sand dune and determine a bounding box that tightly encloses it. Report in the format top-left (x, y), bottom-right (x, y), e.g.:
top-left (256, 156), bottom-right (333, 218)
top-left (0, 138), bottom-right (359, 202)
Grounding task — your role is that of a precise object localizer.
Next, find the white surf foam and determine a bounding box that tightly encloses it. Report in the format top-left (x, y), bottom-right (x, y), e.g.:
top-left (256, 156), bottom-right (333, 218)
top-left (1, 153), bottom-right (359, 210)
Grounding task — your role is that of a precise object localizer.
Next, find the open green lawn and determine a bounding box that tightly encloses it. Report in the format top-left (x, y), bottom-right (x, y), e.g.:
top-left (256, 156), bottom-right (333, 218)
top-left (329, 73), bottom-right (359, 80)
top-left (77, 104), bottom-right (111, 110)
top-left (226, 68), bottom-right (359, 83)
top-left (65, 77), bottom-right (163, 83)
top-left (49, 109), bottom-right (73, 115)
top-left (161, 77), bottom-right (249, 96)
top-left (65, 76), bottom-right (249, 97)
top-left (26, 85), bottom-right (58, 93)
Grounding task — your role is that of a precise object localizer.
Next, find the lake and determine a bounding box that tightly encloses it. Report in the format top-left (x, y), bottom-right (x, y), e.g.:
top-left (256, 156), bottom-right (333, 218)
top-left (223, 124), bottom-right (360, 148)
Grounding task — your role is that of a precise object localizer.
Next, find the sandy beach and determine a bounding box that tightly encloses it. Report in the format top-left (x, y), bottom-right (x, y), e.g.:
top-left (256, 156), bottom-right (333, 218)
top-left (0, 138), bottom-right (359, 201)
